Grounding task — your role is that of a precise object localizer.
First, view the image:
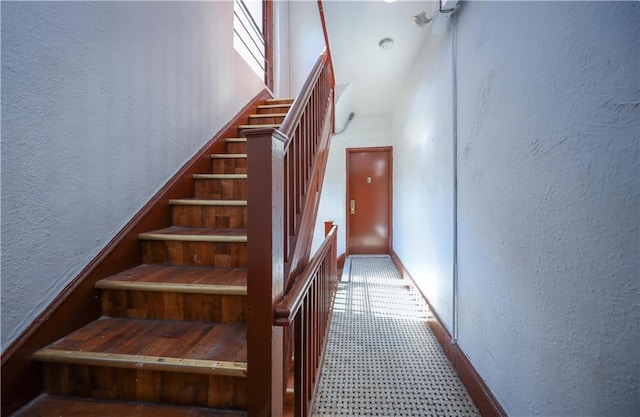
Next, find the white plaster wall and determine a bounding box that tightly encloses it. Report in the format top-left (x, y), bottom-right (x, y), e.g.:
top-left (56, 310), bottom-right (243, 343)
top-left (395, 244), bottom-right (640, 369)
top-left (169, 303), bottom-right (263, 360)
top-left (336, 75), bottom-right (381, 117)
top-left (312, 109), bottom-right (393, 256)
top-left (455, 3), bottom-right (639, 414)
top-left (393, 1), bottom-right (639, 415)
top-left (287, 0), bottom-right (349, 253)
top-left (288, 0), bottom-right (325, 96)
top-left (273, 0), bottom-right (291, 98)
top-left (392, 13), bottom-right (455, 331)
top-left (1, 1), bottom-right (265, 352)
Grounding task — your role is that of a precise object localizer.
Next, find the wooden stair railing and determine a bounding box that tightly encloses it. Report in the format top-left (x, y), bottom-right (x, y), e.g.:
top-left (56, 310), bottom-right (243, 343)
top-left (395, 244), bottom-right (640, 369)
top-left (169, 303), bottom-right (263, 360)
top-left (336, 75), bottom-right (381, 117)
top-left (279, 49), bottom-right (334, 283)
top-left (274, 224), bottom-right (338, 417)
top-left (244, 49), bottom-right (334, 417)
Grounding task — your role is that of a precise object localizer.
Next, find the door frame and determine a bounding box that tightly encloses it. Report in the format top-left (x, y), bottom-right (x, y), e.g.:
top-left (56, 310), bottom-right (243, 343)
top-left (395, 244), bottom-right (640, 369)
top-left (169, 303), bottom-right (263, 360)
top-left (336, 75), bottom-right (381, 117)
top-left (345, 146), bottom-right (393, 256)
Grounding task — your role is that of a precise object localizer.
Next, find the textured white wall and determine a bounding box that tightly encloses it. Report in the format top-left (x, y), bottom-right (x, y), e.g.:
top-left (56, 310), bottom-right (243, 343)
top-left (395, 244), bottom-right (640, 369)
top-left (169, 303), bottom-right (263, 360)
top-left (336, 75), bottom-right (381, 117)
top-left (392, 15), bottom-right (455, 331)
top-left (273, 0), bottom-right (323, 100)
top-left (1, 1), bottom-right (265, 352)
top-left (288, 1), bottom-right (326, 96)
top-left (273, 0), bottom-right (291, 98)
top-left (312, 109), bottom-right (393, 256)
top-left (393, 1), bottom-right (639, 415)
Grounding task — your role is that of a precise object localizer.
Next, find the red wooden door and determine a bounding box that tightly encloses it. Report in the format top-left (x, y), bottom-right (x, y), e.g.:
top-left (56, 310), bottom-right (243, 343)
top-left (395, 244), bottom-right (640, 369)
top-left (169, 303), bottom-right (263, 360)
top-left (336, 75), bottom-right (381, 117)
top-left (346, 147), bottom-right (392, 254)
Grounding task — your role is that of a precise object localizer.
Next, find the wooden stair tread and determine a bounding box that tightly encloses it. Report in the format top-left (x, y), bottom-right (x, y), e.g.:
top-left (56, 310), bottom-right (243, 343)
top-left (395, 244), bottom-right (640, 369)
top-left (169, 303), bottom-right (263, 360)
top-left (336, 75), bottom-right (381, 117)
top-left (257, 104), bottom-right (292, 109)
top-left (193, 173), bottom-right (247, 179)
top-left (225, 138), bottom-right (246, 142)
top-left (96, 265), bottom-right (247, 295)
top-left (248, 113), bottom-right (288, 118)
top-left (264, 98), bottom-right (294, 104)
top-left (169, 199), bottom-right (247, 206)
top-left (33, 318), bottom-right (247, 375)
top-left (210, 154), bottom-right (247, 159)
top-left (13, 395), bottom-right (246, 417)
top-left (237, 124), bottom-right (280, 130)
top-left (139, 227), bottom-right (247, 242)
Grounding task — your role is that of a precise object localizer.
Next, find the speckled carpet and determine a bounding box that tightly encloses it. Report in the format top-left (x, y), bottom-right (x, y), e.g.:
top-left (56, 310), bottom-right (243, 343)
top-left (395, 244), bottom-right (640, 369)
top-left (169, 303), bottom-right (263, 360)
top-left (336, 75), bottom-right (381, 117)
top-left (312, 256), bottom-right (480, 417)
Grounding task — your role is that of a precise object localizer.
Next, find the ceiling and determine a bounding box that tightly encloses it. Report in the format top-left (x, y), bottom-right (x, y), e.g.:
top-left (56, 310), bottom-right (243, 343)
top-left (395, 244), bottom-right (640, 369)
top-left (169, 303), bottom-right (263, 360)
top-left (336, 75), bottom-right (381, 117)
top-left (322, 0), bottom-right (436, 116)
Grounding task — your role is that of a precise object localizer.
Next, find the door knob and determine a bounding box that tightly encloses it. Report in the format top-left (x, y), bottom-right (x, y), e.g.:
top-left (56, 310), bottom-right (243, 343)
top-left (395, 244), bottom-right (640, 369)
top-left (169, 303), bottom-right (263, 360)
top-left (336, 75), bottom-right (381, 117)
top-left (350, 199), bottom-right (356, 215)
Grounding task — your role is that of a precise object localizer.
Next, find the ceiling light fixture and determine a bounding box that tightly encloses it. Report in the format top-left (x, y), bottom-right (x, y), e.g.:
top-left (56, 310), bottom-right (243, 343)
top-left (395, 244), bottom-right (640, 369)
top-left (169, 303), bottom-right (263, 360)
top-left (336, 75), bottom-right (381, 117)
top-left (378, 37), bottom-right (394, 51)
top-left (412, 11), bottom-right (432, 28)
top-left (383, 0), bottom-right (397, 3)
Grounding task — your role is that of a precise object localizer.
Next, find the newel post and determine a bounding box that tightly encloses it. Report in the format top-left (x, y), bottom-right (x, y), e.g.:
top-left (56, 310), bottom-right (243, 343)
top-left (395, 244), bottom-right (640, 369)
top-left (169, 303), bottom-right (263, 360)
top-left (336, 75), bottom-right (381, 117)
top-left (245, 128), bottom-right (287, 417)
top-left (324, 220), bottom-right (334, 237)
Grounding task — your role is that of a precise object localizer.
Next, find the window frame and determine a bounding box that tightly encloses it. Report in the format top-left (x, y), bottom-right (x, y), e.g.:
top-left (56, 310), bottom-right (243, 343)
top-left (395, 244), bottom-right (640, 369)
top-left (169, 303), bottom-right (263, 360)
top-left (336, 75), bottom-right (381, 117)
top-left (233, 0), bottom-right (273, 90)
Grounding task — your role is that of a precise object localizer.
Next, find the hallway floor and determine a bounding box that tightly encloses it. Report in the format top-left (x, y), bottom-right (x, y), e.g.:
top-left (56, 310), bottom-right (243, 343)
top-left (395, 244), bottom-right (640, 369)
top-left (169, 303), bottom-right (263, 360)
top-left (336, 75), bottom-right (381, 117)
top-left (311, 256), bottom-right (480, 417)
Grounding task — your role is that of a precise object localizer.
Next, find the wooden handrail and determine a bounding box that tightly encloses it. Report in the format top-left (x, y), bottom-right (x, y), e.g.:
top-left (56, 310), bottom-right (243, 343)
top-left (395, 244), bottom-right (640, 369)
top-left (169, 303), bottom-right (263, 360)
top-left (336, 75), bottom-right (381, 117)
top-left (279, 52), bottom-right (327, 138)
top-left (276, 48), bottom-right (334, 285)
top-left (274, 226), bottom-right (337, 326)
top-left (317, 0), bottom-right (336, 105)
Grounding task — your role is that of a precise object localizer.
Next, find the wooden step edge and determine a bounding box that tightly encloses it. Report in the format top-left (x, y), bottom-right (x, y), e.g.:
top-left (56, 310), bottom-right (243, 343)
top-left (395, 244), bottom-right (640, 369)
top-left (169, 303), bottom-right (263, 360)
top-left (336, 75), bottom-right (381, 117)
top-left (95, 280), bottom-right (247, 295)
top-left (210, 153), bottom-right (247, 159)
top-left (33, 349), bottom-right (247, 377)
top-left (225, 138), bottom-right (247, 142)
top-left (138, 232), bottom-right (247, 243)
top-left (248, 113), bottom-right (288, 118)
top-left (264, 98), bottom-right (294, 103)
top-left (169, 199), bottom-right (248, 207)
top-left (237, 124), bottom-right (281, 130)
top-left (284, 387), bottom-right (294, 407)
top-left (257, 104), bottom-right (292, 109)
top-left (193, 174), bottom-right (247, 180)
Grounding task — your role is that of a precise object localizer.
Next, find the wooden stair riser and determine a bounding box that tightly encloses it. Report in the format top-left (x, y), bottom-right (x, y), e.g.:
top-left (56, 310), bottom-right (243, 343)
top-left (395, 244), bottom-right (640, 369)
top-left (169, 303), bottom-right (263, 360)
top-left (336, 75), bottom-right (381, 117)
top-left (172, 205), bottom-right (247, 228)
top-left (256, 104), bottom-right (292, 115)
top-left (226, 141), bottom-right (247, 154)
top-left (101, 290), bottom-right (246, 324)
top-left (212, 157), bottom-right (247, 174)
top-left (194, 178), bottom-right (247, 200)
top-left (42, 364), bottom-right (247, 409)
top-left (264, 98), bottom-right (294, 105)
top-left (248, 114), bottom-right (286, 125)
top-left (142, 241), bottom-right (247, 267)
top-left (237, 124), bottom-right (280, 136)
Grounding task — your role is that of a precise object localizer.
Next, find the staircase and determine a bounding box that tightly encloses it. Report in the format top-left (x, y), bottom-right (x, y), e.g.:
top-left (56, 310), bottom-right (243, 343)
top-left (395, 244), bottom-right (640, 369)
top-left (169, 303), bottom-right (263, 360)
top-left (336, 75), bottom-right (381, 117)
top-left (12, 99), bottom-right (294, 417)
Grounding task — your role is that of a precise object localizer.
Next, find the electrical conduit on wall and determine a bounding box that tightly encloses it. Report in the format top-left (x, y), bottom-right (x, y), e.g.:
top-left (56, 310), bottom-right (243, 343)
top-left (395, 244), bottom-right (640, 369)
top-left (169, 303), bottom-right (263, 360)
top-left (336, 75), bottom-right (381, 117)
top-left (450, 6), bottom-right (459, 346)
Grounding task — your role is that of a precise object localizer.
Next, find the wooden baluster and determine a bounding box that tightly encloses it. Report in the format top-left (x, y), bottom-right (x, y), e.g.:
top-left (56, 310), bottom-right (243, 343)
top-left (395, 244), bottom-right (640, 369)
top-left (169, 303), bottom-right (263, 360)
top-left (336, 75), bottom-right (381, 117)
top-left (294, 312), bottom-right (302, 417)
